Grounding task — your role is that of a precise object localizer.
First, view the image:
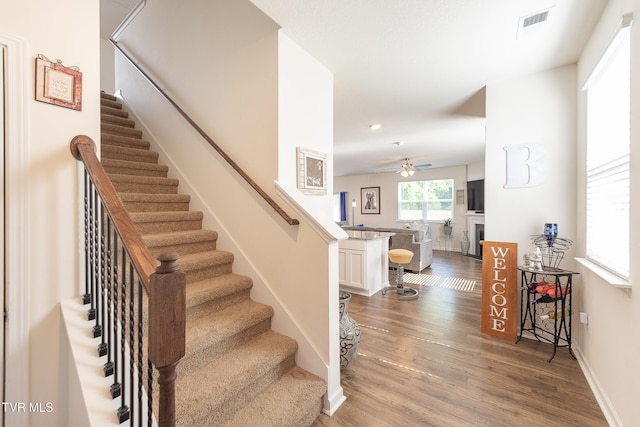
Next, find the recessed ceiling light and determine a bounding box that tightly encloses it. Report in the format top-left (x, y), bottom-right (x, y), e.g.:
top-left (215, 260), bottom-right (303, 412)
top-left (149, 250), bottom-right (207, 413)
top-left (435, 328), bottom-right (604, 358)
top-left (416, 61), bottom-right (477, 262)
top-left (392, 141), bottom-right (404, 146)
top-left (369, 123), bottom-right (381, 130)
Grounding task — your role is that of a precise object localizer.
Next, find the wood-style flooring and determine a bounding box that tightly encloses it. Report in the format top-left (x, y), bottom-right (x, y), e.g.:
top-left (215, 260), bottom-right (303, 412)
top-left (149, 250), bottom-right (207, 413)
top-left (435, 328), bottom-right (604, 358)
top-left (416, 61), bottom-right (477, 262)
top-left (313, 251), bottom-right (607, 427)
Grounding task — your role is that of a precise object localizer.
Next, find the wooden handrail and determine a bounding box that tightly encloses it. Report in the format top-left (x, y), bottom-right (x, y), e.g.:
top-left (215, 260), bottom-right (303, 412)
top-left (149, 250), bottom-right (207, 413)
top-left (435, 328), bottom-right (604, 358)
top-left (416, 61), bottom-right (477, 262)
top-left (110, 39), bottom-right (300, 226)
top-left (71, 135), bottom-right (156, 290)
top-left (72, 134), bottom-right (185, 426)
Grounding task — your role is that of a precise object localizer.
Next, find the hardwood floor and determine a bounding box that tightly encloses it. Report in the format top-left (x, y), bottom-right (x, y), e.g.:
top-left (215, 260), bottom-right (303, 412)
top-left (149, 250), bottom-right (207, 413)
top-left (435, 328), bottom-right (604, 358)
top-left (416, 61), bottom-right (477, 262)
top-left (313, 251), bottom-right (607, 427)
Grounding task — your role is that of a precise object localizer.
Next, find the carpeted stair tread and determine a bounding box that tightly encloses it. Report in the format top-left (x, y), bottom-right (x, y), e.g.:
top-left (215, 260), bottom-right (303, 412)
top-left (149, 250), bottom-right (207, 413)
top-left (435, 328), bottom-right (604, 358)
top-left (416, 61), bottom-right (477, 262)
top-left (182, 299), bottom-right (274, 366)
top-left (100, 97), bottom-right (122, 110)
top-left (101, 105), bottom-right (129, 118)
top-left (102, 158), bottom-right (168, 177)
top-left (175, 330), bottom-right (298, 427)
top-left (100, 92), bottom-right (118, 102)
top-left (143, 229), bottom-right (217, 247)
top-left (130, 210), bottom-right (202, 225)
top-left (143, 229), bottom-right (218, 256)
top-left (101, 122), bottom-right (143, 138)
top-left (175, 250), bottom-right (234, 282)
top-left (185, 273), bottom-right (253, 313)
top-left (222, 366), bottom-right (326, 427)
top-left (129, 211), bottom-right (203, 234)
top-left (109, 174), bottom-right (179, 195)
top-left (101, 113), bottom-right (136, 128)
top-left (118, 192), bottom-right (191, 212)
top-left (108, 174), bottom-right (177, 187)
top-left (101, 133), bottom-right (151, 150)
top-left (102, 144), bottom-right (158, 163)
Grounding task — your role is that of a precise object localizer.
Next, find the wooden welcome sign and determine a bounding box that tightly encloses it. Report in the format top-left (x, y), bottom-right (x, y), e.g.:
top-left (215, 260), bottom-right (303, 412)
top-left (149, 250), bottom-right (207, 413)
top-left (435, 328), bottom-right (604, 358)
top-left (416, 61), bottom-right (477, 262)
top-left (481, 241), bottom-right (518, 341)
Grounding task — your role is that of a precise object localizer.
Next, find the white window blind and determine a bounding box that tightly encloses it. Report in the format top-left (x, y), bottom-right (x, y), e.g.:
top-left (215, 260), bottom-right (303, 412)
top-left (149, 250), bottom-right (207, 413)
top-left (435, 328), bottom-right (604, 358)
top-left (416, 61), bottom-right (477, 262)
top-left (584, 14), bottom-right (632, 279)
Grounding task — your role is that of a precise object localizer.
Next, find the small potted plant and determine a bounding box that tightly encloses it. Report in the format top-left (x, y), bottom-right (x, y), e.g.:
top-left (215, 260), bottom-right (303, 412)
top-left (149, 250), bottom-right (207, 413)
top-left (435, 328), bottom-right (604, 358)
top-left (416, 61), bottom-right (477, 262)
top-left (443, 218), bottom-right (453, 235)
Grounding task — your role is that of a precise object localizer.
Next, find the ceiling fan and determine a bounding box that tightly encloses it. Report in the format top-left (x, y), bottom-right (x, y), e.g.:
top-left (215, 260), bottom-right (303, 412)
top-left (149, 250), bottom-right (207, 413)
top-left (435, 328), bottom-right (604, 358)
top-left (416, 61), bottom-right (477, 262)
top-left (398, 158), bottom-right (431, 177)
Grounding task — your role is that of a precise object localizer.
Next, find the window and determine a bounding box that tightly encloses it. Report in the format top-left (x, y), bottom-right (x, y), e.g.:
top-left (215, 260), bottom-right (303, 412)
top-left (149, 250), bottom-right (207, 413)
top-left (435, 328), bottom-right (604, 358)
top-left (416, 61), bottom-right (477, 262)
top-left (398, 179), bottom-right (454, 221)
top-left (583, 14), bottom-right (632, 279)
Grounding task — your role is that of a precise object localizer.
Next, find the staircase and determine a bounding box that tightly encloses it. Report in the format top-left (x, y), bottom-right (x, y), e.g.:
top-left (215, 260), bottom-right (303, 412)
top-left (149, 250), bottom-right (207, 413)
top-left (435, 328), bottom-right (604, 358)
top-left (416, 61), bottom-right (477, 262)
top-left (99, 92), bottom-right (326, 426)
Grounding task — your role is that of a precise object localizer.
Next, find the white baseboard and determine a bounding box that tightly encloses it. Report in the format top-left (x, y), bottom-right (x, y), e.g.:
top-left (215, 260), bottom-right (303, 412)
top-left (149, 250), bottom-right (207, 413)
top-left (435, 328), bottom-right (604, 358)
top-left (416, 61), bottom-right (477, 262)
top-left (323, 386), bottom-right (346, 416)
top-left (574, 345), bottom-right (622, 426)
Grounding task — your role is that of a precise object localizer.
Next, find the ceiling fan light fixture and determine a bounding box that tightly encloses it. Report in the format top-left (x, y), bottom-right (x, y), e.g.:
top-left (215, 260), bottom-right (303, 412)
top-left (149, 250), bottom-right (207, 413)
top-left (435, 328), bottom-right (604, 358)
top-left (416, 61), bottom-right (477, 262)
top-left (399, 158), bottom-right (415, 177)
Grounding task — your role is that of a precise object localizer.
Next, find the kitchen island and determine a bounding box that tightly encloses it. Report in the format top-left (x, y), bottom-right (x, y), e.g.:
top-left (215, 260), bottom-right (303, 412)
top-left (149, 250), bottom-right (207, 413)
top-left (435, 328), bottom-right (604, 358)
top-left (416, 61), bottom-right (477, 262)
top-left (339, 230), bottom-right (394, 296)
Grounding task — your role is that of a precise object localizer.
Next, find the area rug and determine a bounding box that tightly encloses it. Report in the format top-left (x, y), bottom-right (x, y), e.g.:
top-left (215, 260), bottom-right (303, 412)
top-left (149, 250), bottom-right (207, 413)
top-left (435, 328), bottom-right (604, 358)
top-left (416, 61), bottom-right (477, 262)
top-left (402, 273), bottom-right (476, 292)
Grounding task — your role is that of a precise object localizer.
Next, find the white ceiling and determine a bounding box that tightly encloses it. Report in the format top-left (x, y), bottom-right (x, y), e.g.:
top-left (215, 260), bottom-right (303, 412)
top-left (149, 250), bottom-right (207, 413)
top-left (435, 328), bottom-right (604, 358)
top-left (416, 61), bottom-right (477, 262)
top-left (249, 0), bottom-right (607, 176)
top-left (101, 0), bottom-right (607, 176)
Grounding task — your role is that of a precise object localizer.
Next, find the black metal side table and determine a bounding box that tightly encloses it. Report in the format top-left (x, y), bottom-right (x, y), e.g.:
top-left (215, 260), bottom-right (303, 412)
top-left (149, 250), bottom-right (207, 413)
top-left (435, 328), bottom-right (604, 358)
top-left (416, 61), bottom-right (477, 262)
top-left (516, 266), bottom-right (579, 362)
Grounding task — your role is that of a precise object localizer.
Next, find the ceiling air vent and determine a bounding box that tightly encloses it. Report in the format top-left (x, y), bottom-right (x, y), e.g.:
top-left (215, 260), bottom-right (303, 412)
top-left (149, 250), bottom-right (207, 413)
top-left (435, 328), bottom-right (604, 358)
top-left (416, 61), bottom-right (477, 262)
top-left (522, 10), bottom-right (549, 28)
top-left (517, 7), bottom-right (554, 39)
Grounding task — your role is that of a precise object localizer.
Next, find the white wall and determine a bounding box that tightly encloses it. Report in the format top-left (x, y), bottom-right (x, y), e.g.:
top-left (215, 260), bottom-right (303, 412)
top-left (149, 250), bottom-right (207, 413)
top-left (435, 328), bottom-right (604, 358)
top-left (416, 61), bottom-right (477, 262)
top-left (0, 0), bottom-right (101, 425)
top-left (115, 0), bottom-right (345, 413)
top-left (467, 160), bottom-right (485, 181)
top-left (117, 0), bottom-right (280, 187)
top-left (334, 165), bottom-right (468, 250)
top-left (485, 65), bottom-right (578, 264)
top-left (277, 32), bottom-right (345, 411)
top-left (100, 38), bottom-right (116, 94)
top-left (575, 0), bottom-right (640, 424)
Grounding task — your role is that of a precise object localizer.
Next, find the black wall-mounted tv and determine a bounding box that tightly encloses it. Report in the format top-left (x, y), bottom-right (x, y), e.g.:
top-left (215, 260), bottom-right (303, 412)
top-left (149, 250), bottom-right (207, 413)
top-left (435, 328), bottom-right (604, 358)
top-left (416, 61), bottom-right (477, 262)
top-left (467, 179), bottom-right (484, 213)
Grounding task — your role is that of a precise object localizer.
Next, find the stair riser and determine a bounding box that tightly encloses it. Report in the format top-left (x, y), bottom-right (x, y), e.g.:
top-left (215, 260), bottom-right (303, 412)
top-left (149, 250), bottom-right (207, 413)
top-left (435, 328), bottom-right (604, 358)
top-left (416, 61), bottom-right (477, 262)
top-left (134, 218), bottom-right (202, 234)
top-left (292, 398), bottom-right (326, 427)
top-left (148, 239), bottom-right (217, 258)
top-left (100, 98), bottom-right (122, 109)
top-left (114, 182), bottom-right (179, 195)
top-left (184, 262), bottom-right (233, 284)
top-left (179, 317), bottom-right (271, 376)
top-left (102, 129), bottom-right (143, 139)
top-left (104, 165), bottom-right (168, 178)
top-left (101, 106), bottom-right (128, 118)
top-left (102, 149), bottom-right (159, 164)
top-left (192, 355), bottom-right (297, 427)
top-left (102, 115), bottom-right (136, 128)
top-left (122, 200), bottom-right (190, 213)
top-left (185, 288), bottom-right (250, 323)
top-left (101, 136), bottom-right (151, 150)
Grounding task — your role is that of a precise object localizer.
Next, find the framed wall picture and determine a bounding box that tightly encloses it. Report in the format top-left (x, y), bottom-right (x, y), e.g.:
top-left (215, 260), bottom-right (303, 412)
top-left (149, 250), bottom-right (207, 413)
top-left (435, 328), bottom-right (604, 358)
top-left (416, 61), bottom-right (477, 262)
top-left (296, 147), bottom-right (327, 195)
top-left (361, 187), bottom-right (380, 214)
top-left (35, 55), bottom-right (82, 111)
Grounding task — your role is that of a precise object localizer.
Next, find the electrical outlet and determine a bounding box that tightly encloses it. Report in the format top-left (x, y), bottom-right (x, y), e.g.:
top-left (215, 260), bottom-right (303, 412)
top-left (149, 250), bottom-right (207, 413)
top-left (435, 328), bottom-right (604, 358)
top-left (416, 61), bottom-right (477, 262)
top-left (580, 312), bottom-right (589, 324)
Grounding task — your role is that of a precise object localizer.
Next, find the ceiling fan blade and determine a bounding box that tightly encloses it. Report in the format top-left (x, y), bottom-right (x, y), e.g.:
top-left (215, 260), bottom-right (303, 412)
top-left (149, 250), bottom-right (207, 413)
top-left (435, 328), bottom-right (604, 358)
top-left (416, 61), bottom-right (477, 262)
top-left (414, 163), bottom-right (432, 171)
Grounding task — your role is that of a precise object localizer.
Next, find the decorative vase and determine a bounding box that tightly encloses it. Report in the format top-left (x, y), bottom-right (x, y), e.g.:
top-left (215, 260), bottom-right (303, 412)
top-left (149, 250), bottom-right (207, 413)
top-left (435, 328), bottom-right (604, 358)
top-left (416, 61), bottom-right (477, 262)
top-left (339, 291), bottom-right (361, 369)
top-left (461, 230), bottom-right (470, 255)
top-left (444, 226), bottom-right (453, 236)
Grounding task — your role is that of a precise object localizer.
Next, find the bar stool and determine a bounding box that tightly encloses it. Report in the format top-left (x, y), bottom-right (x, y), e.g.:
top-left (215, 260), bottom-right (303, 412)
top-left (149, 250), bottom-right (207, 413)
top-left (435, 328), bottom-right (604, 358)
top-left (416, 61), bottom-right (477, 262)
top-left (383, 249), bottom-right (419, 300)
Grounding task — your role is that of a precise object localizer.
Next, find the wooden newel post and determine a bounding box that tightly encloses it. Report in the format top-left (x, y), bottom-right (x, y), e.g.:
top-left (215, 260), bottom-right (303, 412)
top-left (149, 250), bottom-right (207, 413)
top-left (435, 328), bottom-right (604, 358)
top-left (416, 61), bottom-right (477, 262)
top-left (149, 252), bottom-right (186, 427)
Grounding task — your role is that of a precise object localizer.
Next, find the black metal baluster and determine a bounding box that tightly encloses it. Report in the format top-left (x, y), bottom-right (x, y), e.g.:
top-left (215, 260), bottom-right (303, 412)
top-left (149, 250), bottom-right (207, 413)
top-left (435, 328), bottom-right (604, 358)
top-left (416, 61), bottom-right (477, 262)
top-left (87, 180), bottom-right (97, 322)
top-left (137, 279), bottom-right (145, 427)
top-left (109, 233), bottom-right (120, 396)
top-left (129, 268), bottom-right (135, 424)
top-left (104, 219), bottom-right (115, 378)
top-left (117, 248), bottom-right (130, 424)
top-left (82, 171), bottom-right (91, 305)
top-left (96, 204), bottom-right (106, 348)
top-left (147, 358), bottom-right (153, 427)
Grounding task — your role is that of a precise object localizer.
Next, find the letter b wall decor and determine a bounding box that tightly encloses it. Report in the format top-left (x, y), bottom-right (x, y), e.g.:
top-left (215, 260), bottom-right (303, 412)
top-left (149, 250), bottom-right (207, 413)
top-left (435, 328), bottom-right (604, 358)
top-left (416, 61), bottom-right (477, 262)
top-left (503, 144), bottom-right (546, 188)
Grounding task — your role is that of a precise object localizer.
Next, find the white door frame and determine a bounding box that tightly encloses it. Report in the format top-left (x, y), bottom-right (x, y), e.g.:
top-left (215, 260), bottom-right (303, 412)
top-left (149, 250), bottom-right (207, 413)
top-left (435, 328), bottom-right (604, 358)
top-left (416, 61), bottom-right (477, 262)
top-left (1, 43), bottom-right (5, 415)
top-left (1, 32), bottom-right (30, 427)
